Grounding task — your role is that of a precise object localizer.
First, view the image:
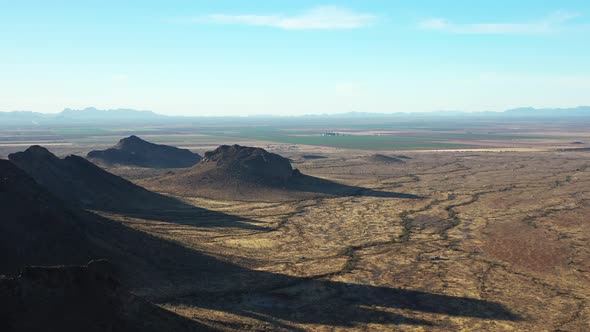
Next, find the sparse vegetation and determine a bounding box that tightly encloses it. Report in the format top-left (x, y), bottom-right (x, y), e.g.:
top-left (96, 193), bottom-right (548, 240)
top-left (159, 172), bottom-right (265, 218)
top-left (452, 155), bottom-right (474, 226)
top-left (3, 122), bottom-right (590, 331)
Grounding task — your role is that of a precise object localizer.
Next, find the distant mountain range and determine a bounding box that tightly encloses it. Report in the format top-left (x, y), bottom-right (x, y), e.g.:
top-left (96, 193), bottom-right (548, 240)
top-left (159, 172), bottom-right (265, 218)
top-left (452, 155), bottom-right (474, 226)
top-left (1, 106), bottom-right (590, 126)
top-left (58, 107), bottom-right (163, 119)
top-left (503, 106), bottom-right (590, 117)
top-left (0, 107), bottom-right (164, 125)
top-left (305, 107), bottom-right (590, 118)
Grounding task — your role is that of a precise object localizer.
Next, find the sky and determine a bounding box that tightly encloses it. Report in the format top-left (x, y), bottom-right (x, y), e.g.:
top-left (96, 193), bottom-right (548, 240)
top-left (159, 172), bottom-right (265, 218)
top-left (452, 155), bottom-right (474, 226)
top-left (1, 0), bottom-right (589, 116)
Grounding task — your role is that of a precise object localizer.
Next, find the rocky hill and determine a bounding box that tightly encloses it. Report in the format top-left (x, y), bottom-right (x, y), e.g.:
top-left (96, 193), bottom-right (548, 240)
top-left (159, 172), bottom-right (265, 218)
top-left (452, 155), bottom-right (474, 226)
top-left (201, 144), bottom-right (295, 183)
top-left (87, 135), bottom-right (201, 168)
top-left (8, 145), bottom-right (179, 211)
top-left (141, 145), bottom-right (298, 200)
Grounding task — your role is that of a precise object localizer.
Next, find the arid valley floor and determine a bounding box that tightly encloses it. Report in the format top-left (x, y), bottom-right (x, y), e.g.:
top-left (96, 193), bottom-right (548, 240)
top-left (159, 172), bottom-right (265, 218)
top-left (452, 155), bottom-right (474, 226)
top-left (1, 122), bottom-right (590, 331)
top-left (115, 150), bottom-right (590, 331)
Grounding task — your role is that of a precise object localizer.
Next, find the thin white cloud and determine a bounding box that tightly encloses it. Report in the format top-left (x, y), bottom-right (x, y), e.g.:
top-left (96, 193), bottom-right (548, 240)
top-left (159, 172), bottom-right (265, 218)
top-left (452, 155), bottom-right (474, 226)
top-left (419, 11), bottom-right (580, 35)
top-left (195, 6), bottom-right (376, 30)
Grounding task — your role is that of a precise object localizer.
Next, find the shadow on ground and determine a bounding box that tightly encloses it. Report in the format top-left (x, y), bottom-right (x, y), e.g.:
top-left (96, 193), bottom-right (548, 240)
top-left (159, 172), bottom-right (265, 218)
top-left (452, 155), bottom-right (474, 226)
top-left (84, 213), bottom-right (520, 330)
top-left (289, 174), bottom-right (423, 199)
top-left (4, 203), bottom-right (521, 330)
top-left (168, 276), bottom-right (521, 330)
top-left (103, 194), bottom-right (270, 232)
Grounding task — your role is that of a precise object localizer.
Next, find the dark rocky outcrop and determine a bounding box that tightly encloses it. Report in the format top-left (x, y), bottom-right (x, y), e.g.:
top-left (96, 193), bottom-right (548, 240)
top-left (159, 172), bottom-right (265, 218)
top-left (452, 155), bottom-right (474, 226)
top-left (0, 261), bottom-right (212, 332)
top-left (87, 135), bottom-right (201, 168)
top-left (8, 145), bottom-right (178, 211)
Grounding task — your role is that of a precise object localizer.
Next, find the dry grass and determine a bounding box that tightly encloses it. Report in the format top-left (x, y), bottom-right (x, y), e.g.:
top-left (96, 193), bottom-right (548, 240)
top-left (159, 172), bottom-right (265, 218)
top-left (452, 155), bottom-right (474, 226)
top-left (88, 149), bottom-right (590, 331)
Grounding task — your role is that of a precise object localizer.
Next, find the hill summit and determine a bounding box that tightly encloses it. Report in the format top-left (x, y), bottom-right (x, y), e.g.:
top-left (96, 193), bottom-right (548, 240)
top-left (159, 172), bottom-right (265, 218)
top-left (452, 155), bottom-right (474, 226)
top-left (87, 135), bottom-right (201, 168)
top-left (201, 144), bottom-right (296, 182)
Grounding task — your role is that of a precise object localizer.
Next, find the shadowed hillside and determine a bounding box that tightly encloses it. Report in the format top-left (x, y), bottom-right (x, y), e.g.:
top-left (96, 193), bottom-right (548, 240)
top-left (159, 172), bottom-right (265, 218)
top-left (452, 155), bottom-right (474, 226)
top-left (0, 160), bottom-right (97, 272)
top-left (0, 261), bottom-right (214, 332)
top-left (8, 145), bottom-right (206, 212)
top-left (87, 135), bottom-right (201, 168)
top-left (7, 145), bottom-right (265, 228)
top-left (0, 158), bottom-right (228, 284)
top-left (9, 146), bottom-right (164, 211)
top-left (0, 159), bottom-right (220, 330)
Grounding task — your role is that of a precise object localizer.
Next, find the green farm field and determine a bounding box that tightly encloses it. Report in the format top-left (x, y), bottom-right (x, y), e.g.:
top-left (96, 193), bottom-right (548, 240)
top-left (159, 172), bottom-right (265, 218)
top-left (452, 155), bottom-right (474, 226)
top-left (0, 117), bottom-right (589, 158)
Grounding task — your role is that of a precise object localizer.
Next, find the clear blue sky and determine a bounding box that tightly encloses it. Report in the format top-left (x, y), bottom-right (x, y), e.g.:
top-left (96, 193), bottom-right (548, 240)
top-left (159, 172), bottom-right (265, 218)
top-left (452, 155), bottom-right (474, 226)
top-left (1, 1), bottom-right (589, 115)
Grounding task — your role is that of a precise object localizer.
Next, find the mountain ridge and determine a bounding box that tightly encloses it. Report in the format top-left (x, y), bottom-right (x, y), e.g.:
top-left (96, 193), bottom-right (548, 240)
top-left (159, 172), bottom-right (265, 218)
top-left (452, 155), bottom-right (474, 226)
top-left (8, 145), bottom-right (181, 211)
top-left (2, 106), bottom-right (590, 125)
